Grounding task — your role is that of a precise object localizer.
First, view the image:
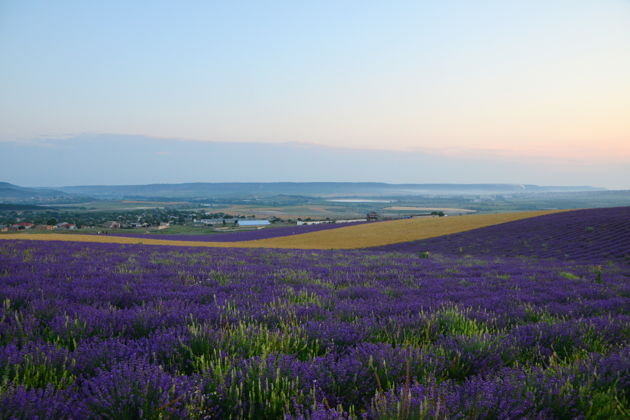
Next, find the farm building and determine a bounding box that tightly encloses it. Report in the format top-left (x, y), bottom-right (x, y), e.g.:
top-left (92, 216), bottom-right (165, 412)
top-left (297, 220), bottom-right (332, 225)
top-left (128, 222), bottom-right (149, 228)
top-left (10, 222), bottom-right (34, 230)
top-left (194, 218), bottom-right (233, 225)
top-left (56, 222), bottom-right (77, 230)
top-left (237, 220), bottom-right (270, 227)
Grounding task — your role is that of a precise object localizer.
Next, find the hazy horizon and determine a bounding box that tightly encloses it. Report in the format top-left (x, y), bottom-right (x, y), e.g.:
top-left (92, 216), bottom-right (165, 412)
top-left (1, 134), bottom-right (628, 189)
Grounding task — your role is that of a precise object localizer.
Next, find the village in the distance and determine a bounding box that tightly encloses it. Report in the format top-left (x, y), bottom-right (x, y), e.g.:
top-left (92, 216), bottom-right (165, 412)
top-left (1, 181), bottom-right (627, 235)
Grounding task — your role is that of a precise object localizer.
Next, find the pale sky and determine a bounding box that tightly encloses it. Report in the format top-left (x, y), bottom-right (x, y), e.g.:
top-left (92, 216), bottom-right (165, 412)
top-left (1, 1), bottom-right (629, 166)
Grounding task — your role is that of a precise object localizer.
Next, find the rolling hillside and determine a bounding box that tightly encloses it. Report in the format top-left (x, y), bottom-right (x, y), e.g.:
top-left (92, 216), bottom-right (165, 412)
top-left (0, 182), bottom-right (87, 204)
top-left (370, 206), bottom-right (630, 261)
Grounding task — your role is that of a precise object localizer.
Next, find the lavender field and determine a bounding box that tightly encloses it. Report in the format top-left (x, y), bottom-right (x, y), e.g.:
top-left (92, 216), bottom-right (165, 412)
top-left (1, 223), bottom-right (629, 420)
top-left (372, 207), bottom-right (630, 262)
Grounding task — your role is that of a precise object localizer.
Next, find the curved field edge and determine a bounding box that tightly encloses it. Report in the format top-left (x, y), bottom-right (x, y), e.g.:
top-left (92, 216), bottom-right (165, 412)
top-left (239, 209), bottom-right (567, 249)
top-left (368, 206), bottom-right (630, 261)
top-left (0, 209), bottom-right (566, 249)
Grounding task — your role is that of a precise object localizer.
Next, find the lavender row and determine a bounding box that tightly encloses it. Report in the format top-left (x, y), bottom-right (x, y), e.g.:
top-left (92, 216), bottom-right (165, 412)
top-left (370, 206), bottom-right (630, 262)
top-left (1, 240), bottom-right (628, 418)
top-left (107, 221), bottom-right (366, 242)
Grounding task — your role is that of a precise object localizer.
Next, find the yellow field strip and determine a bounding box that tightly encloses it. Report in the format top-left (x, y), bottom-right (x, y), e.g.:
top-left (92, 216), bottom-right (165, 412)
top-left (239, 210), bottom-right (566, 249)
top-left (0, 210), bottom-right (566, 250)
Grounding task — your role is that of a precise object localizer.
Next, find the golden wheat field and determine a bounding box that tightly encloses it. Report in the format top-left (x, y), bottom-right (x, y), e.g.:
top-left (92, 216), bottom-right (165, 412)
top-left (0, 210), bottom-right (566, 249)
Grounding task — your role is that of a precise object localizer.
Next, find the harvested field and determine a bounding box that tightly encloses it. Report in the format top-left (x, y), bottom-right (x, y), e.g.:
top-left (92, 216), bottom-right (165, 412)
top-left (0, 210), bottom-right (564, 249)
top-left (242, 209), bottom-right (565, 249)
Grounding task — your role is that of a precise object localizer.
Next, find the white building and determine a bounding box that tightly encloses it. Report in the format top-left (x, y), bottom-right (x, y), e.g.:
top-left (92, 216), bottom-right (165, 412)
top-left (237, 220), bottom-right (270, 227)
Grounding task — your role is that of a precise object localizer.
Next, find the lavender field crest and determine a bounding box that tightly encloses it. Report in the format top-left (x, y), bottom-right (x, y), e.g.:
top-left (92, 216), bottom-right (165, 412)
top-left (372, 206), bottom-right (630, 262)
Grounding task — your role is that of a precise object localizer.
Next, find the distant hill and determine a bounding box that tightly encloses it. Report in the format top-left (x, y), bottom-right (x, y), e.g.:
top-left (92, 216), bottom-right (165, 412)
top-left (0, 180), bottom-right (613, 206)
top-left (0, 182), bottom-right (89, 204)
top-left (56, 182), bottom-right (604, 200)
